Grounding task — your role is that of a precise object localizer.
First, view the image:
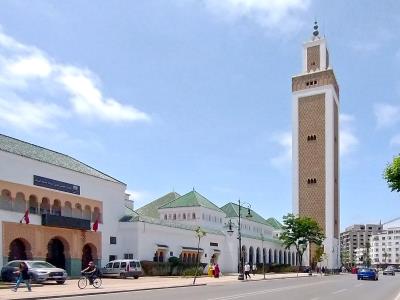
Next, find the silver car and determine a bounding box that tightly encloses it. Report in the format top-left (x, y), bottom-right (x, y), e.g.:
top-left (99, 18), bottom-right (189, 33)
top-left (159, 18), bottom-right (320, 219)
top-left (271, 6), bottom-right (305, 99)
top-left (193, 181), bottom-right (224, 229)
top-left (1, 260), bottom-right (68, 284)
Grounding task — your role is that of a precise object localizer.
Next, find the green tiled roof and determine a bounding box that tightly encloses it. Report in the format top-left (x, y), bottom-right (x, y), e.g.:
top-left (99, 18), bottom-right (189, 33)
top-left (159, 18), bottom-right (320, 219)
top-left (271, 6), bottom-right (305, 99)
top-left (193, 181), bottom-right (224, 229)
top-left (119, 214), bottom-right (225, 236)
top-left (0, 134), bottom-right (124, 184)
top-left (136, 192), bottom-right (181, 218)
top-left (265, 217), bottom-right (283, 229)
top-left (159, 190), bottom-right (224, 213)
top-left (220, 202), bottom-right (282, 229)
top-left (221, 202), bottom-right (266, 225)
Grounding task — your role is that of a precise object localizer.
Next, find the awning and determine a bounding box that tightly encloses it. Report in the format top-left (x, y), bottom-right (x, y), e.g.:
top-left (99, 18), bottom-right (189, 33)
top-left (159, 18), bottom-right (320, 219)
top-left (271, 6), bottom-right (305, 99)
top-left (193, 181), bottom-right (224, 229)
top-left (156, 244), bottom-right (169, 249)
top-left (213, 249), bottom-right (221, 253)
top-left (182, 246), bottom-right (203, 252)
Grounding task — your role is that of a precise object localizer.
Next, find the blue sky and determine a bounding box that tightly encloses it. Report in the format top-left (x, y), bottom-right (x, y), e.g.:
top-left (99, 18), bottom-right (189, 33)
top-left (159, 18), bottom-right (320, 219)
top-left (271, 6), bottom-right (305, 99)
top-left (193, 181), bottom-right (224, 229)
top-left (0, 0), bottom-right (399, 230)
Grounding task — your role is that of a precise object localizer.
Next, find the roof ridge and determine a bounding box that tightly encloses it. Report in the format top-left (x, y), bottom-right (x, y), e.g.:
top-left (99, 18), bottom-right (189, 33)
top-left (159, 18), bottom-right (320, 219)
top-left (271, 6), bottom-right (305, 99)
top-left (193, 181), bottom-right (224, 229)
top-left (0, 133), bottom-right (125, 185)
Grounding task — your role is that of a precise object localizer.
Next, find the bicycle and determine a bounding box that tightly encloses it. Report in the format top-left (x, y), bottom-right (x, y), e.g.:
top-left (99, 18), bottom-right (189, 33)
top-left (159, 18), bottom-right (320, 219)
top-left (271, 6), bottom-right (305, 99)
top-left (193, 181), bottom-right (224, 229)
top-left (78, 273), bottom-right (102, 289)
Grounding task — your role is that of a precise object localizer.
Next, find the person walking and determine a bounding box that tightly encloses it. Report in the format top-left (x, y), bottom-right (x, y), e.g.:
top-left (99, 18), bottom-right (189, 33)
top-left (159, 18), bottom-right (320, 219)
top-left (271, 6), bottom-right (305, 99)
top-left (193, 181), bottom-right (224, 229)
top-left (214, 264), bottom-right (220, 278)
top-left (244, 262), bottom-right (251, 280)
top-left (252, 263), bottom-right (257, 276)
top-left (12, 262), bottom-right (31, 292)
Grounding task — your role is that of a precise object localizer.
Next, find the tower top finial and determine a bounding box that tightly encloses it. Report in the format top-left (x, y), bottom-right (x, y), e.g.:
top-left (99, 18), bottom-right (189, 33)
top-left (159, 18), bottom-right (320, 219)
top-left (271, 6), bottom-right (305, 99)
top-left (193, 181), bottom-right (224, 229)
top-left (313, 21), bottom-right (319, 38)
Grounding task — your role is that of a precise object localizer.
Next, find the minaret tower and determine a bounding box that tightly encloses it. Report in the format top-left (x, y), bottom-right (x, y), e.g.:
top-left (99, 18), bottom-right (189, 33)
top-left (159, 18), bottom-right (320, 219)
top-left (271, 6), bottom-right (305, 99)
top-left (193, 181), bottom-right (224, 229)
top-left (292, 22), bottom-right (340, 269)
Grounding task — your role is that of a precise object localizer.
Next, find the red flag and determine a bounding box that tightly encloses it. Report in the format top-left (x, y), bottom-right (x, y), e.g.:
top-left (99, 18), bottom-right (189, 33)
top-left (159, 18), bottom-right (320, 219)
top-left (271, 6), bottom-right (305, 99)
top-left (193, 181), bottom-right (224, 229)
top-left (92, 219), bottom-right (99, 232)
top-left (20, 210), bottom-right (29, 224)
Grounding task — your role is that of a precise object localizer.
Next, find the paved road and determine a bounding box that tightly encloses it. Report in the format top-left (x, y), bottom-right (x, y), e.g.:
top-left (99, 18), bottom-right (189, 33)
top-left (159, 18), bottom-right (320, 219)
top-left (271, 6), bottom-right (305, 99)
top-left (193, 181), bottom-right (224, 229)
top-left (54, 274), bottom-right (400, 300)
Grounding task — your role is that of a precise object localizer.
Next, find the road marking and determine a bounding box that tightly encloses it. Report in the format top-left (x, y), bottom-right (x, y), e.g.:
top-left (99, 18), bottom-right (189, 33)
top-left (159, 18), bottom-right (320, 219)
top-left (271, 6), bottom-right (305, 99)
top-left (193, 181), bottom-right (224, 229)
top-left (332, 288), bottom-right (347, 294)
top-left (310, 298), bottom-right (320, 300)
top-left (207, 281), bottom-right (329, 300)
top-left (354, 283), bottom-right (363, 288)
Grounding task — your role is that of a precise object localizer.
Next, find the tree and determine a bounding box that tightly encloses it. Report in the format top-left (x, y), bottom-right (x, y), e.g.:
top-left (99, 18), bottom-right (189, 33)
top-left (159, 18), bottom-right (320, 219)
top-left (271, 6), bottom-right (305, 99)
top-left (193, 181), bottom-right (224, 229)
top-left (314, 245), bottom-right (325, 268)
top-left (340, 249), bottom-right (350, 268)
top-left (384, 154), bottom-right (400, 192)
top-left (279, 214), bottom-right (325, 269)
top-left (364, 242), bottom-right (371, 267)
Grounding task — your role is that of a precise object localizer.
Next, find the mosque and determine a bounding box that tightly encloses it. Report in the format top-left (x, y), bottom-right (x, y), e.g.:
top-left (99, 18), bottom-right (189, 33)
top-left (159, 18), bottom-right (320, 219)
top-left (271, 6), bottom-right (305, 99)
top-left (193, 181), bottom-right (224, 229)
top-left (0, 23), bottom-right (340, 276)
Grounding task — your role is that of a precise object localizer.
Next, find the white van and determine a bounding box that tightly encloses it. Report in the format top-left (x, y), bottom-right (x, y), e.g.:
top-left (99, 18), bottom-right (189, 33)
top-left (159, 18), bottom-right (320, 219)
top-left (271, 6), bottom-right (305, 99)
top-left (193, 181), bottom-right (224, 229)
top-left (101, 259), bottom-right (143, 279)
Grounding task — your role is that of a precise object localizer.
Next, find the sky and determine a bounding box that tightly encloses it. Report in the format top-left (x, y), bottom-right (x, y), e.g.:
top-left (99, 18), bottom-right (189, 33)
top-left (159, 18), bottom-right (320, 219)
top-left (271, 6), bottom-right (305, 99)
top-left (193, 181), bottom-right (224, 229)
top-left (0, 0), bottom-right (399, 230)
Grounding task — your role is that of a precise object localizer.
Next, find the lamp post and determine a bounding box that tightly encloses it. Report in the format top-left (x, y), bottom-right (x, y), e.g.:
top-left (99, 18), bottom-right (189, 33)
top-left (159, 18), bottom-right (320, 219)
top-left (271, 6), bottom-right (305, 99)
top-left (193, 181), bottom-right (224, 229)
top-left (227, 199), bottom-right (252, 280)
top-left (193, 226), bottom-right (206, 285)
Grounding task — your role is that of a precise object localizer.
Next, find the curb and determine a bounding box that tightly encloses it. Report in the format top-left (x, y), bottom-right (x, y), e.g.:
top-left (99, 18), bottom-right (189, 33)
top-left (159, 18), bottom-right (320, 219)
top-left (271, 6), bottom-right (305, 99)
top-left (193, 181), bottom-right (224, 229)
top-left (8, 283), bottom-right (207, 300)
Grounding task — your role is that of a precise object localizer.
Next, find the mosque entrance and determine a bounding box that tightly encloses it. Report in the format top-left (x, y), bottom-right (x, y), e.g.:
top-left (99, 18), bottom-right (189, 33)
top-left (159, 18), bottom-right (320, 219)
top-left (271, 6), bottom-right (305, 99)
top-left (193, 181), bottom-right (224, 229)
top-left (8, 239), bottom-right (31, 261)
top-left (46, 238), bottom-right (66, 269)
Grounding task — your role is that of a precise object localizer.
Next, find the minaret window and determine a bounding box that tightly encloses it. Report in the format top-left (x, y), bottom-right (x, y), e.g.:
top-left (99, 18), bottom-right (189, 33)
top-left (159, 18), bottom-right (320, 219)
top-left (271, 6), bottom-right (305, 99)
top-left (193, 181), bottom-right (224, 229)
top-left (307, 178), bottom-right (317, 184)
top-left (307, 135), bottom-right (317, 141)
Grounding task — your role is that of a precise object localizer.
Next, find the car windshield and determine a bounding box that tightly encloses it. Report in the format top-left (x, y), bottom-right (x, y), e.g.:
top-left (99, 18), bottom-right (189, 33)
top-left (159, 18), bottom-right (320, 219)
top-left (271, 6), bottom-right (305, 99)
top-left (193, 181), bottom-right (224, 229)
top-left (360, 268), bottom-right (373, 272)
top-left (28, 261), bottom-right (56, 268)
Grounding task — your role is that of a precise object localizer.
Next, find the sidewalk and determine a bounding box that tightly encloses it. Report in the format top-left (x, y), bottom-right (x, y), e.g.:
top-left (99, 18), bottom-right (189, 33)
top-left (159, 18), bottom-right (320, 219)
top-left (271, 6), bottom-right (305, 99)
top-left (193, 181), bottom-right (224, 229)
top-left (1, 273), bottom-right (313, 300)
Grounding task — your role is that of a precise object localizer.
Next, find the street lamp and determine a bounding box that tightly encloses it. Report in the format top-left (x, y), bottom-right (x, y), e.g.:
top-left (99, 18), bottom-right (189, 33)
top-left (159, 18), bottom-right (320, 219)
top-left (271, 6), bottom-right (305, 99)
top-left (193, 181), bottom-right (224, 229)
top-left (193, 226), bottom-right (206, 285)
top-left (227, 199), bottom-right (252, 280)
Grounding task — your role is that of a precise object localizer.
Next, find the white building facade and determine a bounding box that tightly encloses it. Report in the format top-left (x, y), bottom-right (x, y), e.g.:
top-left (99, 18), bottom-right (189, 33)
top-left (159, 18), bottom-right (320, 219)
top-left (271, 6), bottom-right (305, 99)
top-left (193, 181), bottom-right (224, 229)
top-left (0, 134), bottom-right (296, 276)
top-left (370, 227), bottom-right (400, 267)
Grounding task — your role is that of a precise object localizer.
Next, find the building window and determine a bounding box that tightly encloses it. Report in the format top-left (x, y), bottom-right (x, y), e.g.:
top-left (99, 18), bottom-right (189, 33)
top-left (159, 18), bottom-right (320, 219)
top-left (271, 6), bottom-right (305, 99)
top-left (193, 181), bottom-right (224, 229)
top-left (307, 178), bottom-right (317, 184)
top-left (124, 253), bottom-right (134, 259)
top-left (307, 135), bottom-right (317, 141)
top-left (164, 214), bottom-right (167, 220)
top-left (109, 255), bottom-right (117, 261)
top-left (192, 213), bottom-right (196, 219)
top-left (183, 213), bottom-right (186, 220)
top-left (173, 214), bottom-right (176, 220)
top-left (110, 236), bottom-right (117, 245)
top-left (170, 251), bottom-right (173, 256)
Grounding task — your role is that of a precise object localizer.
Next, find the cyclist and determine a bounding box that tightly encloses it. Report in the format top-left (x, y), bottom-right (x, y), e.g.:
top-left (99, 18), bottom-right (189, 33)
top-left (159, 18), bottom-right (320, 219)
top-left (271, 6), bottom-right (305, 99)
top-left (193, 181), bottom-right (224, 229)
top-left (81, 261), bottom-right (97, 284)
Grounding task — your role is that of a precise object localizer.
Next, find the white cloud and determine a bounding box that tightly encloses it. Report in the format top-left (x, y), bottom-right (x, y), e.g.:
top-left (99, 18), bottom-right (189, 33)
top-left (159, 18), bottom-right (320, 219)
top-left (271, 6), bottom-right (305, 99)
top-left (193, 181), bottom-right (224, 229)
top-left (270, 131), bottom-right (292, 169)
top-left (126, 189), bottom-right (151, 203)
top-left (203, 0), bottom-right (311, 33)
top-left (374, 103), bottom-right (400, 129)
top-left (7, 54), bottom-right (52, 78)
top-left (0, 29), bottom-right (150, 132)
top-left (58, 67), bottom-right (150, 123)
top-left (340, 113), bottom-right (358, 156)
top-left (0, 96), bottom-right (66, 131)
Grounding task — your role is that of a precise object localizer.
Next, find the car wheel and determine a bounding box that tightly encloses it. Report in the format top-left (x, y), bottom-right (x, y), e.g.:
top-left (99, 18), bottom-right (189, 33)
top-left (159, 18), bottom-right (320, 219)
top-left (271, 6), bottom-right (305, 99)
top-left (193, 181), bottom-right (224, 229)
top-left (56, 280), bottom-right (66, 284)
top-left (134, 276), bottom-right (139, 279)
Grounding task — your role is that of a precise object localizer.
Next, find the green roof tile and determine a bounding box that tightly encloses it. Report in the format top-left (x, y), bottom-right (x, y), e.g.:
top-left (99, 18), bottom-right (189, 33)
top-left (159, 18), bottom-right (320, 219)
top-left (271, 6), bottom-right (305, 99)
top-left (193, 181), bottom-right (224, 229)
top-left (136, 192), bottom-right (181, 218)
top-left (159, 190), bottom-right (224, 213)
top-left (265, 217), bottom-right (283, 229)
top-left (220, 203), bottom-right (282, 229)
top-left (0, 134), bottom-right (124, 184)
top-left (119, 214), bottom-right (225, 236)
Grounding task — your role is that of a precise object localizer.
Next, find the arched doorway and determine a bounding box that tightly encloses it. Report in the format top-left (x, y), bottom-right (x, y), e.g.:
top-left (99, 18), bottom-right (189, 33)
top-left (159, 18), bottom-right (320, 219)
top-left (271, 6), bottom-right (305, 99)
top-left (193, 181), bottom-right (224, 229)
top-left (279, 250), bottom-right (282, 264)
top-left (8, 238), bottom-right (32, 261)
top-left (256, 247), bottom-right (261, 264)
top-left (249, 247), bottom-right (254, 265)
top-left (47, 238), bottom-right (66, 269)
top-left (268, 249), bottom-right (272, 264)
top-left (82, 243), bottom-right (97, 269)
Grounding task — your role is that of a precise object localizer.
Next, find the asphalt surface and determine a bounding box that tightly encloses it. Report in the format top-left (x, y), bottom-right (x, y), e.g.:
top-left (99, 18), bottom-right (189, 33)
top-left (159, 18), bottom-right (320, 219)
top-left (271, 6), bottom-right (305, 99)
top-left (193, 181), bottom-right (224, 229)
top-left (53, 273), bottom-right (400, 300)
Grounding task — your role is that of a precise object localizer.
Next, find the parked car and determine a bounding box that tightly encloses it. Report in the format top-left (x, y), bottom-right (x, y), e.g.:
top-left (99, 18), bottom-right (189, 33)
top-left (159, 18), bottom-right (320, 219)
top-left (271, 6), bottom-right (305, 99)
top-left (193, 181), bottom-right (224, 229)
top-left (1, 260), bottom-right (68, 284)
top-left (101, 259), bottom-right (142, 279)
top-left (383, 268), bottom-right (395, 276)
top-left (357, 268), bottom-right (378, 281)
